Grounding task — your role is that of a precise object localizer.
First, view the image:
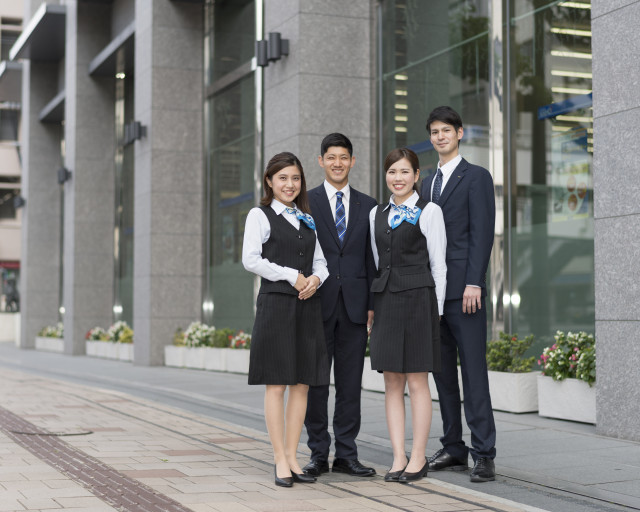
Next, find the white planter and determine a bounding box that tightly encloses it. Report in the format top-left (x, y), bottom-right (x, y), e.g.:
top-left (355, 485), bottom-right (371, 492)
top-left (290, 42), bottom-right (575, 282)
top-left (203, 347), bottom-right (227, 372)
top-left (86, 340), bottom-right (101, 357)
top-left (226, 349), bottom-right (250, 374)
top-left (35, 336), bottom-right (64, 353)
top-left (164, 346), bottom-right (186, 367)
top-left (488, 371), bottom-right (539, 413)
top-left (184, 346), bottom-right (206, 369)
top-left (118, 343), bottom-right (134, 361)
top-left (537, 375), bottom-right (596, 424)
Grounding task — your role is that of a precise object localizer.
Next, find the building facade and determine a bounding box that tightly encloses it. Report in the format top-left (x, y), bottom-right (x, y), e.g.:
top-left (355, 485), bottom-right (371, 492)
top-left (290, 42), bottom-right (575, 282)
top-left (9, 0), bottom-right (639, 440)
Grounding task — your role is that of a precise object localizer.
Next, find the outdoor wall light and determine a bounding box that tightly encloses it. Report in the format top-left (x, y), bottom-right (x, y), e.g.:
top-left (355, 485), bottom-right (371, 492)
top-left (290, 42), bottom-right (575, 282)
top-left (123, 121), bottom-right (146, 146)
top-left (256, 32), bottom-right (289, 67)
top-left (13, 195), bottom-right (25, 208)
top-left (57, 167), bottom-right (71, 184)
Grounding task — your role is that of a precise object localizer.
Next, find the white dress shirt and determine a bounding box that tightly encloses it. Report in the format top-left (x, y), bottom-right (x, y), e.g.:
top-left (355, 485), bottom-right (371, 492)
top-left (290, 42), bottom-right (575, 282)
top-left (430, 154), bottom-right (462, 200)
top-left (242, 199), bottom-right (329, 287)
top-left (369, 192), bottom-right (447, 315)
top-left (323, 180), bottom-right (350, 227)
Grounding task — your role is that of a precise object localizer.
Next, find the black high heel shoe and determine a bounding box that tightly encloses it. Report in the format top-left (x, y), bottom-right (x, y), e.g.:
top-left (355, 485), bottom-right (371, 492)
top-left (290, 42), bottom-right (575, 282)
top-left (385, 453), bottom-right (410, 482)
top-left (291, 471), bottom-right (316, 483)
top-left (398, 458), bottom-right (429, 483)
top-left (274, 466), bottom-right (293, 487)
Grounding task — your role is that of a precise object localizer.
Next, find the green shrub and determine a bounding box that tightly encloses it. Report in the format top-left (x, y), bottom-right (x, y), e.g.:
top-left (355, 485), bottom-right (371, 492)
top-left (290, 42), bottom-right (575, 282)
top-left (486, 332), bottom-right (536, 373)
top-left (212, 328), bottom-right (235, 348)
top-left (538, 331), bottom-right (595, 386)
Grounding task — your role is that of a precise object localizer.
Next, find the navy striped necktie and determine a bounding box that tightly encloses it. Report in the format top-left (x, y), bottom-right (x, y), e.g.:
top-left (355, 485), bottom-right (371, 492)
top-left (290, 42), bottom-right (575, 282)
top-left (432, 169), bottom-right (443, 204)
top-left (335, 191), bottom-right (347, 245)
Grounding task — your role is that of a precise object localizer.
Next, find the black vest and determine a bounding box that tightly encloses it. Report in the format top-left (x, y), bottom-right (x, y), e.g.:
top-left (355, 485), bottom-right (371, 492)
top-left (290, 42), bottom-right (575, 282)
top-left (371, 198), bottom-right (435, 293)
top-left (259, 205), bottom-right (316, 296)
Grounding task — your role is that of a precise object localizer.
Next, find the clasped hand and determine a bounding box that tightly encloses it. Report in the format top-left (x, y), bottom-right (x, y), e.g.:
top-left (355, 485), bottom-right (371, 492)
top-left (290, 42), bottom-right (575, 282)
top-left (295, 274), bottom-right (320, 300)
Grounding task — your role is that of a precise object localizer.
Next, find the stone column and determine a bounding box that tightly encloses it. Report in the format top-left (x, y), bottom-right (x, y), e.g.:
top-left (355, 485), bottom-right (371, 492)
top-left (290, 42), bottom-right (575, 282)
top-left (134, 0), bottom-right (204, 365)
top-left (592, 2), bottom-right (640, 441)
top-left (62, 1), bottom-right (115, 354)
top-left (18, 0), bottom-right (63, 348)
top-left (263, 1), bottom-right (375, 192)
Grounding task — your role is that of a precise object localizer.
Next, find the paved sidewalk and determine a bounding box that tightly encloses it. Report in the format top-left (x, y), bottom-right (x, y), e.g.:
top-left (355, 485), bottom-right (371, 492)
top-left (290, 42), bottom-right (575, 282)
top-left (0, 366), bottom-right (542, 512)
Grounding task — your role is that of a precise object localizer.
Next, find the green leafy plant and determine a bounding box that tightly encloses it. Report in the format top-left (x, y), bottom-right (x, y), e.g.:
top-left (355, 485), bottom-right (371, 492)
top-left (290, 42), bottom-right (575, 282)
top-left (183, 321), bottom-right (215, 347)
top-left (486, 332), bottom-right (536, 373)
top-left (212, 327), bottom-right (235, 348)
top-left (538, 331), bottom-right (595, 386)
top-left (173, 328), bottom-right (185, 346)
top-left (38, 323), bottom-right (64, 338)
top-left (107, 321), bottom-right (134, 344)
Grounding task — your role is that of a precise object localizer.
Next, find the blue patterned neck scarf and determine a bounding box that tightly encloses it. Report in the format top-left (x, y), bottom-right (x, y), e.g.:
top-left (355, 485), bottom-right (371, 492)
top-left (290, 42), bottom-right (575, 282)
top-left (389, 203), bottom-right (422, 229)
top-left (285, 207), bottom-right (316, 230)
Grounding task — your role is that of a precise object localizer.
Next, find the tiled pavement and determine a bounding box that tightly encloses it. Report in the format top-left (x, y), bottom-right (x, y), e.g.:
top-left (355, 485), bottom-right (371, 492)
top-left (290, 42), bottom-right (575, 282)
top-left (0, 368), bottom-right (545, 512)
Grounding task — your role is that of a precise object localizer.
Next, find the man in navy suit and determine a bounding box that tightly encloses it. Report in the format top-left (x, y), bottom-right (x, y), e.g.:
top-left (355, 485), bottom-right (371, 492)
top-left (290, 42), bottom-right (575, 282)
top-left (420, 106), bottom-right (497, 482)
top-left (303, 133), bottom-right (378, 477)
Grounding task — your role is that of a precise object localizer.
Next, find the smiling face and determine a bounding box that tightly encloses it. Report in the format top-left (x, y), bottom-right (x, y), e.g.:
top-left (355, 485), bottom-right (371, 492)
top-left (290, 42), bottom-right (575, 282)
top-left (429, 120), bottom-right (463, 165)
top-left (386, 157), bottom-right (420, 204)
top-left (318, 146), bottom-right (355, 189)
top-left (266, 165), bottom-right (301, 207)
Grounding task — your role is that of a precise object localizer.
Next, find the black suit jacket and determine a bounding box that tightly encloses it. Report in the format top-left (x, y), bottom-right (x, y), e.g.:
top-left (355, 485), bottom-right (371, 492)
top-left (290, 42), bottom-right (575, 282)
top-left (419, 158), bottom-right (495, 301)
top-left (309, 184), bottom-right (378, 324)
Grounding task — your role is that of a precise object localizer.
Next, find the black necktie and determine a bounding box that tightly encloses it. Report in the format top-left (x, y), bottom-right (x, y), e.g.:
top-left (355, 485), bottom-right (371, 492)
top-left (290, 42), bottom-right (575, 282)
top-left (432, 169), bottom-right (443, 204)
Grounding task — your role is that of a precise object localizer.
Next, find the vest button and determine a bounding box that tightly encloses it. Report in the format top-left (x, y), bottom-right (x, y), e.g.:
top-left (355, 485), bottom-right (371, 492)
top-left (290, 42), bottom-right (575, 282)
top-left (299, 251), bottom-right (304, 256)
top-left (386, 229), bottom-right (391, 234)
top-left (336, 275), bottom-right (341, 280)
top-left (298, 235), bottom-right (303, 239)
top-left (386, 247), bottom-right (390, 252)
top-left (386, 265), bottom-right (390, 269)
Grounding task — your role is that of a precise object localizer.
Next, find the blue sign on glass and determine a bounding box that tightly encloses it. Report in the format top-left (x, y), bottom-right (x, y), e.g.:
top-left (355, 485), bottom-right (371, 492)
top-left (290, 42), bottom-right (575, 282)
top-left (537, 93), bottom-right (593, 120)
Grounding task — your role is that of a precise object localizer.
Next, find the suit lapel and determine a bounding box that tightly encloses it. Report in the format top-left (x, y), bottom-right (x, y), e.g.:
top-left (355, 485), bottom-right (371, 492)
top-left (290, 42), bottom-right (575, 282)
top-left (438, 158), bottom-right (468, 207)
top-left (313, 187), bottom-right (342, 247)
top-left (423, 172), bottom-right (436, 202)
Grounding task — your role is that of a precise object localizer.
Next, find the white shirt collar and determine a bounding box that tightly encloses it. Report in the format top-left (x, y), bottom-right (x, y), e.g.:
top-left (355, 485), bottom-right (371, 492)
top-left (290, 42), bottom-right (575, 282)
top-left (383, 191), bottom-right (419, 211)
top-left (438, 154), bottom-right (462, 178)
top-left (271, 199), bottom-right (296, 215)
top-left (323, 180), bottom-right (350, 201)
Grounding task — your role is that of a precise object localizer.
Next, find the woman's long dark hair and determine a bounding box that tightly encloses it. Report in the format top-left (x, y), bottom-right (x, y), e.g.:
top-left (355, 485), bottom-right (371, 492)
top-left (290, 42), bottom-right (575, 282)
top-left (260, 152), bottom-right (311, 213)
top-left (384, 147), bottom-right (420, 192)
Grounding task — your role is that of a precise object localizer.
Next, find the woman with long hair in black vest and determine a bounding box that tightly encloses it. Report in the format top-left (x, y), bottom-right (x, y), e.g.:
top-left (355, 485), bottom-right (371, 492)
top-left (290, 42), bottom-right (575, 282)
top-left (242, 152), bottom-right (330, 487)
top-left (368, 148), bottom-right (447, 483)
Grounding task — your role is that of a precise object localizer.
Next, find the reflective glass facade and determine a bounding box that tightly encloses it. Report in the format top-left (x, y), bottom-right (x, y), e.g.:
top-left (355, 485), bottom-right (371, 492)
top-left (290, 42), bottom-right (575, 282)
top-left (203, 0), bottom-right (259, 331)
top-left (379, 0), bottom-right (593, 352)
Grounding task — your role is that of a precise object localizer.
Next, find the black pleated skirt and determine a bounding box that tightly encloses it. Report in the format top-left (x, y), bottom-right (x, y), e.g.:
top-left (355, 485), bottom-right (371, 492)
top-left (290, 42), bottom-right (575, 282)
top-left (369, 286), bottom-right (441, 373)
top-left (248, 292), bottom-right (330, 386)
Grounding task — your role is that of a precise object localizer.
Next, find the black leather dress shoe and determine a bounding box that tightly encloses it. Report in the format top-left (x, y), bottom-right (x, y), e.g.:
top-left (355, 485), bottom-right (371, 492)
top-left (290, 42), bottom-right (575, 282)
top-left (302, 459), bottom-right (329, 477)
top-left (291, 471), bottom-right (317, 483)
top-left (398, 458), bottom-right (429, 483)
top-left (427, 448), bottom-right (469, 471)
top-left (470, 457), bottom-right (495, 482)
top-left (332, 458), bottom-right (376, 477)
top-left (274, 466), bottom-right (293, 487)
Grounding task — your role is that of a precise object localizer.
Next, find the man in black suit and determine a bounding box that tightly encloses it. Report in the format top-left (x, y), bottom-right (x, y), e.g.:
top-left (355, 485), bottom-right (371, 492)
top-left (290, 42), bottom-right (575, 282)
top-left (303, 133), bottom-right (377, 477)
top-left (419, 106), bottom-right (497, 482)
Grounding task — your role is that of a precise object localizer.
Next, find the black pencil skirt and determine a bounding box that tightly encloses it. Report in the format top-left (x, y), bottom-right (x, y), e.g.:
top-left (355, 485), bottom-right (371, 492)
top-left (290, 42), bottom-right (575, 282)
top-left (369, 286), bottom-right (441, 374)
top-left (248, 292), bottom-right (330, 386)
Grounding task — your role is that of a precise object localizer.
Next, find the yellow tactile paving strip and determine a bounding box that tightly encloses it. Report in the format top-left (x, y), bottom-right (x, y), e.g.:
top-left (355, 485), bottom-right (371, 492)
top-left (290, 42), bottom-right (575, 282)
top-left (0, 369), bottom-right (540, 512)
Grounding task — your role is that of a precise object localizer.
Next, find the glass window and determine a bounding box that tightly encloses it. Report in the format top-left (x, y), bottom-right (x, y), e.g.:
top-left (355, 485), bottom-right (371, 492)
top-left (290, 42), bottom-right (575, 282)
top-left (508, 0), bottom-right (593, 350)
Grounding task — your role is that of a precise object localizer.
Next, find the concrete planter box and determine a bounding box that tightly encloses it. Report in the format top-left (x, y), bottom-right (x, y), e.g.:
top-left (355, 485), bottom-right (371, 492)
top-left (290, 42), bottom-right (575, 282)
top-left (361, 357), bottom-right (449, 400)
top-left (35, 336), bottom-right (64, 353)
top-left (537, 375), bottom-right (596, 424)
top-left (164, 346), bottom-right (249, 375)
top-left (164, 346), bottom-right (186, 367)
top-left (204, 347), bottom-right (227, 372)
top-left (226, 349), bottom-right (250, 374)
top-left (86, 341), bottom-right (133, 361)
top-left (488, 371), bottom-right (539, 413)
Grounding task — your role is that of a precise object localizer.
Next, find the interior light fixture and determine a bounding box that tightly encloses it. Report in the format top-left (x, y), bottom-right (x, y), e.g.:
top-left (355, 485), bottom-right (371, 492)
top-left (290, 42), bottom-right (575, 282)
top-left (394, 115), bottom-right (408, 122)
top-left (558, 1), bottom-right (591, 8)
top-left (394, 103), bottom-right (408, 110)
top-left (395, 90), bottom-right (408, 96)
top-left (551, 27), bottom-right (591, 37)
top-left (551, 70), bottom-right (592, 79)
top-left (556, 115), bottom-right (593, 123)
top-left (113, 304), bottom-right (123, 314)
top-left (394, 73), bottom-right (408, 81)
top-left (550, 50), bottom-right (592, 59)
top-left (394, 126), bottom-right (407, 133)
top-left (115, 72), bottom-right (126, 79)
top-left (551, 87), bottom-right (592, 94)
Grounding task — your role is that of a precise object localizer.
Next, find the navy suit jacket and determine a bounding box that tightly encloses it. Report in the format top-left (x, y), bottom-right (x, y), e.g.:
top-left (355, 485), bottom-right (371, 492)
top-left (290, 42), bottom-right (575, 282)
top-left (309, 184), bottom-right (377, 324)
top-left (419, 158), bottom-right (495, 301)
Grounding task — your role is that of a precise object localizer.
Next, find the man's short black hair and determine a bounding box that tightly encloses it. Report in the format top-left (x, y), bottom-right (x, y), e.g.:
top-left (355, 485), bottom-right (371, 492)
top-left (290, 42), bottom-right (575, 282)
top-left (426, 106), bottom-right (464, 134)
top-left (320, 133), bottom-right (353, 157)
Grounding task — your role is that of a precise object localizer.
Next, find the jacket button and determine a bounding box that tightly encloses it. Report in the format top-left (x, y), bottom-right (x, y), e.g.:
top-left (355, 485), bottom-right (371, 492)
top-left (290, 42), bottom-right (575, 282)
top-left (386, 265), bottom-right (390, 269)
top-left (299, 251), bottom-right (304, 256)
top-left (386, 229), bottom-right (391, 234)
top-left (336, 275), bottom-right (341, 280)
top-left (386, 248), bottom-right (390, 252)
top-left (339, 252), bottom-right (343, 257)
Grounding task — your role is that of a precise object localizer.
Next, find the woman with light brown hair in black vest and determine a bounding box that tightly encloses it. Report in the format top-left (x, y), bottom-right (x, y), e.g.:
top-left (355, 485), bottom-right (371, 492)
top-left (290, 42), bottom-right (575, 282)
top-left (242, 152), bottom-right (329, 487)
top-left (368, 147), bottom-right (447, 483)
